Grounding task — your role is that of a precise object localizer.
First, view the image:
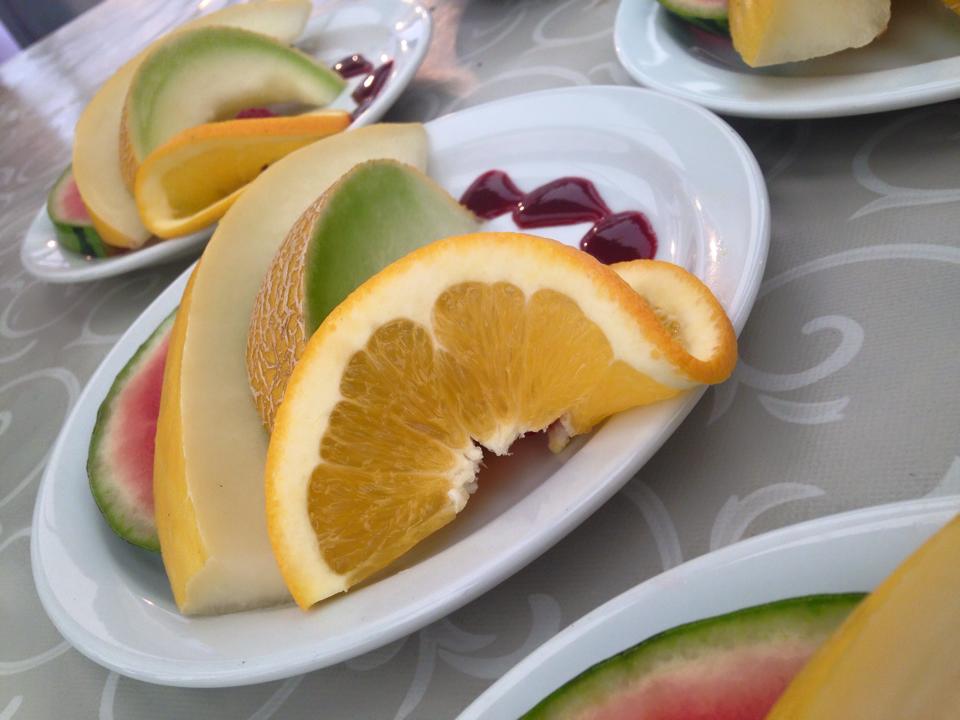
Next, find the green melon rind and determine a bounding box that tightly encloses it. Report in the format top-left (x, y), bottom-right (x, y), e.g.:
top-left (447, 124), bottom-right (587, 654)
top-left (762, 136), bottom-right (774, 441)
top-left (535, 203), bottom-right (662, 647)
top-left (87, 310), bottom-right (177, 552)
top-left (522, 593), bottom-right (865, 719)
top-left (303, 159), bottom-right (482, 331)
top-left (657, 0), bottom-right (729, 34)
top-left (127, 25), bottom-right (347, 160)
top-left (46, 167), bottom-right (112, 258)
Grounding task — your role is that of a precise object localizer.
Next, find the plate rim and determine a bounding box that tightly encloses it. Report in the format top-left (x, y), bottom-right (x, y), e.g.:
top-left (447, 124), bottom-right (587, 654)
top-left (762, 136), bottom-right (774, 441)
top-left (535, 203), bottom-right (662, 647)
top-left (31, 85), bottom-right (770, 688)
top-left (19, 0), bottom-right (433, 284)
top-left (614, 0), bottom-right (960, 119)
top-left (457, 493), bottom-right (960, 719)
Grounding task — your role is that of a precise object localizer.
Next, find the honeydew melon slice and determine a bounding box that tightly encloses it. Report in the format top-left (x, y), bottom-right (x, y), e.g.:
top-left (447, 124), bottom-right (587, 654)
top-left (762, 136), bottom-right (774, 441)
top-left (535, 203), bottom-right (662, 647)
top-left (247, 159), bottom-right (481, 429)
top-left (153, 124), bottom-right (427, 615)
top-left (72, 0), bottom-right (313, 249)
top-left (523, 594), bottom-right (863, 719)
top-left (120, 26), bottom-right (345, 186)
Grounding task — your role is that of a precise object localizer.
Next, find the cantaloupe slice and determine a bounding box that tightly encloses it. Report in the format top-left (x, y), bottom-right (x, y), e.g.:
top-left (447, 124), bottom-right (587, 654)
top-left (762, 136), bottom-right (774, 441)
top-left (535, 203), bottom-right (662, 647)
top-left (247, 160), bottom-right (481, 429)
top-left (72, 0), bottom-right (312, 249)
top-left (153, 124), bottom-right (427, 615)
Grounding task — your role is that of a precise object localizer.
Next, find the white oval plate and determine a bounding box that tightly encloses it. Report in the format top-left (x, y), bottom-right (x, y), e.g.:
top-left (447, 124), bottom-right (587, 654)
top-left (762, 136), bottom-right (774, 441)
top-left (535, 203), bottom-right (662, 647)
top-left (459, 495), bottom-right (960, 719)
top-left (615, 0), bottom-right (960, 118)
top-left (20, 0), bottom-right (431, 284)
top-left (32, 86), bottom-right (769, 687)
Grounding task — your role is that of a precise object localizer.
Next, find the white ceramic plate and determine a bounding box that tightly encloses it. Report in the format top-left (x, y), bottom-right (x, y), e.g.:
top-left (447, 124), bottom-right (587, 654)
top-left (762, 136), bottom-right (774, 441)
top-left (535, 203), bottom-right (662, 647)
top-left (615, 0), bottom-right (960, 118)
top-left (20, 0), bottom-right (431, 284)
top-left (459, 495), bottom-right (960, 719)
top-left (32, 86), bottom-right (769, 687)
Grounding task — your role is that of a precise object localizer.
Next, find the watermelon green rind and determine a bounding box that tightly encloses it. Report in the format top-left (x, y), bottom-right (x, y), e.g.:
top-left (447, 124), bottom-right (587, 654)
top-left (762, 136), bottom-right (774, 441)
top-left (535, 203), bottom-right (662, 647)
top-left (522, 593), bottom-right (865, 719)
top-left (657, 0), bottom-right (730, 34)
top-left (46, 166), bottom-right (112, 258)
top-left (87, 310), bottom-right (177, 551)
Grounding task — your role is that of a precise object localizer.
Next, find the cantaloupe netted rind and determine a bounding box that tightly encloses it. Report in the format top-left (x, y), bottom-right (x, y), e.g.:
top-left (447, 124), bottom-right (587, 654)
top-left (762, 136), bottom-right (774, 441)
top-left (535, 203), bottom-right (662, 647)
top-left (265, 233), bottom-right (737, 609)
top-left (247, 159), bottom-right (480, 431)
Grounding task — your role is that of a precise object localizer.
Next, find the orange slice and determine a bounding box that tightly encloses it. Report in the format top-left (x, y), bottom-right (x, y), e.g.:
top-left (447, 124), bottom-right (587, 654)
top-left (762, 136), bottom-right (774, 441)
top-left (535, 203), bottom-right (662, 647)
top-left (264, 232), bottom-right (737, 609)
top-left (134, 112), bottom-right (350, 238)
top-left (944, 0), bottom-right (960, 14)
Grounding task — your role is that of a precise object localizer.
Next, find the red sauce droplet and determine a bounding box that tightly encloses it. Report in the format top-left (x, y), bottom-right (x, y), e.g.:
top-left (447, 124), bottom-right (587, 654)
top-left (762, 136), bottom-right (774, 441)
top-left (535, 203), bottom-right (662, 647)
top-left (459, 170), bottom-right (525, 219)
top-left (333, 53), bottom-right (374, 78)
top-left (580, 211), bottom-right (657, 263)
top-left (351, 60), bottom-right (394, 119)
top-left (234, 107), bottom-right (276, 119)
top-left (514, 177), bottom-right (611, 229)
top-left (460, 169), bottom-right (658, 264)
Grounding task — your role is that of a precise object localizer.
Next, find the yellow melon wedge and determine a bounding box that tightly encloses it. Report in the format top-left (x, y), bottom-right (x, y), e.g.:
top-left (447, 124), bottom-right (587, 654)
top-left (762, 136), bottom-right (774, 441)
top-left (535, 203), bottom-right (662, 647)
top-left (135, 111), bottom-right (350, 238)
top-left (72, 0), bottom-right (312, 249)
top-left (729, 0), bottom-right (890, 67)
top-left (153, 124), bottom-right (427, 615)
top-left (766, 512), bottom-right (960, 719)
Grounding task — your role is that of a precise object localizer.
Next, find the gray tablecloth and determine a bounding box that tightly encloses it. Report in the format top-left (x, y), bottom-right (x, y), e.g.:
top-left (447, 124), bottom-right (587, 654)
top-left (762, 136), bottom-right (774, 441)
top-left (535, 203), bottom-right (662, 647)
top-left (2, 1), bottom-right (959, 718)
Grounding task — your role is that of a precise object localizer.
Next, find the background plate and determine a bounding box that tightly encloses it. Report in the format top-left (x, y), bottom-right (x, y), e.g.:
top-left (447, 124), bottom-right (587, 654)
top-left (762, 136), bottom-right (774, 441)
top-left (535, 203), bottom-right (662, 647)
top-left (615, 0), bottom-right (960, 118)
top-left (32, 86), bottom-right (769, 687)
top-left (459, 495), bottom-right (960, 719)
top-left (20, 0), bottom-right (432, 283)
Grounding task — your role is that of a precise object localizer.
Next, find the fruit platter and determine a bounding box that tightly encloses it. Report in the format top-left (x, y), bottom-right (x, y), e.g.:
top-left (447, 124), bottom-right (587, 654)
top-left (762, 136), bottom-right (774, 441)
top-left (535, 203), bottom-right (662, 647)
top-left (32, 84), bottom-right (767, 685)
top-left (615, 0), bottom-right (960, 117)
top-left (19, 0), bottom-right (431, 283)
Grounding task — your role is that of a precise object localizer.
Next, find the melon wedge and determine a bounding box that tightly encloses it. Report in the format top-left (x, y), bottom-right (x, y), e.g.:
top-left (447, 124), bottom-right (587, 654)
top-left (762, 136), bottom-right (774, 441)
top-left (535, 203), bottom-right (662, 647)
top-left (247, 159), bottom-right (480, 429)
top-left (120, 26), bottom-right (345, 186)
top-left (729, 0), bottom-right (890, 67)
top-left (153, 123), bottom-right (427, 615)
top-left (766, 513), bottom-right (960, 719)
top-left (523, 594), bottom-right (863, 719)
top-left (72, 0), bottom-right (312, 249)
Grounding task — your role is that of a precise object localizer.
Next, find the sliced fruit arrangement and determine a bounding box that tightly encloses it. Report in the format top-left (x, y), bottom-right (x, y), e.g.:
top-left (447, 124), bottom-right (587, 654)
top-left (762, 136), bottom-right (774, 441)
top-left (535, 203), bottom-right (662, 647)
top-left (88, 311), bottom-right (176, 551)
top-left (766, 512), bottom-right (960, 719)
top-left (119, 25), bottom-right (346, 187)
top-left (729, 0), bottom-right (891, 67)
top-left (522, 594), bottom-right (863, 720)
top-left (656, 0), bottom-right (729, 34)
top-left (47, 166), bottom-right (116, 258)
top-left (72, 0), bottom-right (314, 250)
top-left (134, 111), bottom-right (351, 238)
top-left (264, 232), bottom-right (737, 609)
top-left (247, 159), bottom-right (481, 430)
top-left (154, 124), bottom-right (428, 615)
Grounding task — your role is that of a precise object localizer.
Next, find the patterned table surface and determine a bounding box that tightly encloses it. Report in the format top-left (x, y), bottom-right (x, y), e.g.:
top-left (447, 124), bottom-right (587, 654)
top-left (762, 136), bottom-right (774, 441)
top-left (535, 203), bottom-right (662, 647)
top-left (2, 1), bottom-right (959, 718)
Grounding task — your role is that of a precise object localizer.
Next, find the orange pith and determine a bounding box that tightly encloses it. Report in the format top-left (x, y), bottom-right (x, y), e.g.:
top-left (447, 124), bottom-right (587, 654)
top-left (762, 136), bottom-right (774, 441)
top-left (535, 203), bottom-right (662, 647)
top-left (266, 233), bottom-right (737, 608)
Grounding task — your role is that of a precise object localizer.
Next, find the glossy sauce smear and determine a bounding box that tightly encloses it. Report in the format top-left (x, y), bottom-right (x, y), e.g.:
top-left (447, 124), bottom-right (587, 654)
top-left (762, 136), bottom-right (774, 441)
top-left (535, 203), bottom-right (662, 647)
top-left (460, 170), bottom-right (658, 263)
top-left (332, 54), bottom-right (394, 120)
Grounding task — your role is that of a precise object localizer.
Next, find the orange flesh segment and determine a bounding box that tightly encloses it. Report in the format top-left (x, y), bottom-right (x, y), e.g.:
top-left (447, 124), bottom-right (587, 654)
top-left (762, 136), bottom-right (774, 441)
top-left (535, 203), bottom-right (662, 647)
top-left (135, 113), bottom-right (350, 237)
top-left (307, 283), bottom-right (671, 584)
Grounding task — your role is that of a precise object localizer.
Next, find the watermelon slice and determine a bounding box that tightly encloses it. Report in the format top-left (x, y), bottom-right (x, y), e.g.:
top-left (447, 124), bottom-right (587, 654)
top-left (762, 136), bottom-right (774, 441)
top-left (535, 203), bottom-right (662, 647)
top-left (47, 166), bottom-right (115, 258)
top-left (657, 0), bottom-right (729, 34)
top-left (87, 310), bottom-right (176, 551)
top-left (522, 593), bottom-right (864, 720)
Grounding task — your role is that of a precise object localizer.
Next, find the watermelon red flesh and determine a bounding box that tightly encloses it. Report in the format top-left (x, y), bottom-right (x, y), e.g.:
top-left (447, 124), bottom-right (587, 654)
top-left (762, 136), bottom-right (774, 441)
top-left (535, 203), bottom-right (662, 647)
top-left (47, 166), bottom-right (114, 258)
top-left (522, 594), bottom-right (864, 720)
top-left (87, 311), bottom-right (176, 551)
